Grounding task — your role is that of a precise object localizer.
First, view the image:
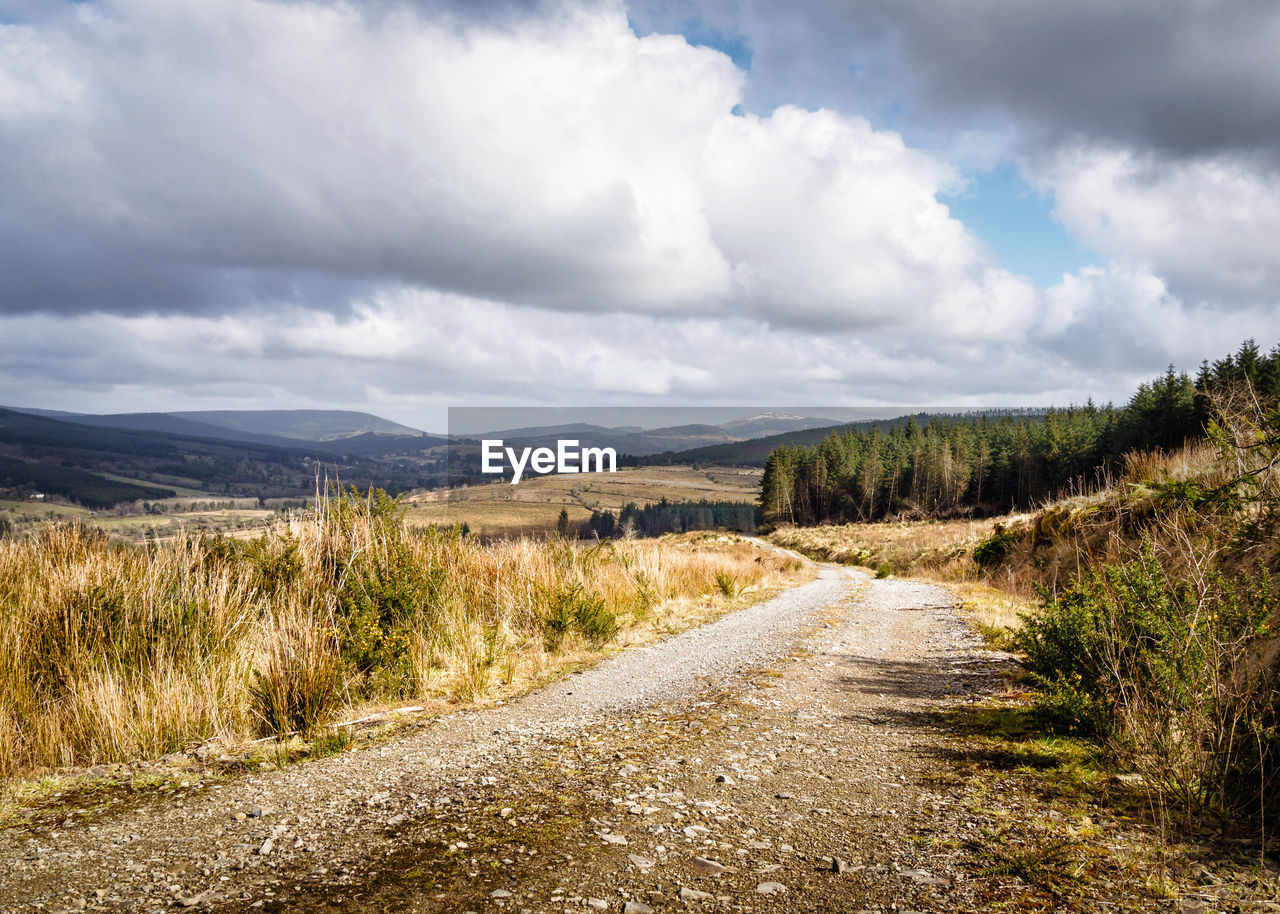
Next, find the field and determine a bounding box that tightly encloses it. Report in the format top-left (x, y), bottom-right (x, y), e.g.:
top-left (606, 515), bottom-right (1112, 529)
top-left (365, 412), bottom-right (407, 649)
top-left (405, 465), bottom-right (762, 536)
top-left (0, 496), bottom-right (284, 544)
top-left (2, 465), bottom-right (761, 544)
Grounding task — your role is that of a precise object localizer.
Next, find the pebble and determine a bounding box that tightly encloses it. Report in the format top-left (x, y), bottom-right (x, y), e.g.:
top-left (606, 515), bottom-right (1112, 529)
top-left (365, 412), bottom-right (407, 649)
top-left (690, 856), bottom-right (727, 874)
top-left (258, 838), bottom-right (274, 856)
top-left (623, 902), bottom-right (654, 914)
top-left (490, 889), bottom-right (511, 898)
top-left (586, 899), bottom-right (609, 910)
top-left (679, 887), bottom-right (713, 901)
top-left (756, 882), bottom-right (786, 895)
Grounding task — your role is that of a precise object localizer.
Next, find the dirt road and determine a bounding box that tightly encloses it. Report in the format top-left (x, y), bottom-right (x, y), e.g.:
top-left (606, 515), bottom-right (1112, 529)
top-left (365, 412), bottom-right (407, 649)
top-left (0, 562), bottom-right (1197, 912)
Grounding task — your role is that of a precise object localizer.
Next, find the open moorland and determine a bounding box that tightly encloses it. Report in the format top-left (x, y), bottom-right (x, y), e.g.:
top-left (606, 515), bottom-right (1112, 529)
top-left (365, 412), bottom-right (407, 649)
top-left (406, 465), bottom-right (762, 537)
top-left (3, 465), bottom-right (761, 544)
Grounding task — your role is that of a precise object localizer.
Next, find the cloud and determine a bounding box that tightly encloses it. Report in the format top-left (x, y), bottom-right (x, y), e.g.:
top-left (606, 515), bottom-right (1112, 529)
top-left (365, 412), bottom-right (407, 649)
top-left (1035, 147), bottom-right (1280, 302)
top-left (0, 0), bottom-right (1042, 342)
top-left (0, 0), bottom-right (1274, 417)
top-left (646, 1), bottom-right (1280, 311)
top-left (1, 280), bottom-right (1208, 430)
top-left (661, 0), bottom-right (1280, 160)
top-left (1040, 262), bottom-right (1278, 373)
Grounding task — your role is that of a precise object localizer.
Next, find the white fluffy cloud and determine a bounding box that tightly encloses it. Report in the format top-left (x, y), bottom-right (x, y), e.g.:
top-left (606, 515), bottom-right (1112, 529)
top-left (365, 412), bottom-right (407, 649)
top-left (0, 0), bottom-right (1040, 339)
top-left (1039, 262), bottom-right (1279, 375)
top-left (1037, 147), bottom-right (1280, 302)
top-left (0, 285), bottom-right (1112, 428)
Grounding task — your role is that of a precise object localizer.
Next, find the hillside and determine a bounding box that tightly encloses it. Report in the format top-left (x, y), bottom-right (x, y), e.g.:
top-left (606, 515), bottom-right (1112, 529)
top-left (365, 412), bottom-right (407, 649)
top-left (0, 455), bottom-right (175, 509)
top-left (407, 464), bottom-right (761, 537)
top-left (0, 408), bottom-right (448, 502)
top-left (632, 411), bottom-right (1045, 467)
top-left (169, 409), bottom-right (424, 441)
top-left (9, 407), bottom-right (428, 445)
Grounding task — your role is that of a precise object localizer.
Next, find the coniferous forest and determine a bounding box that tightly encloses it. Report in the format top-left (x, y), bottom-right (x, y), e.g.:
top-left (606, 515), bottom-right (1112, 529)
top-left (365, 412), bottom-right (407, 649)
top-left (760, 340), bottom-right (1280, 525)
top-left (590, 499), bottom-right (759, 538)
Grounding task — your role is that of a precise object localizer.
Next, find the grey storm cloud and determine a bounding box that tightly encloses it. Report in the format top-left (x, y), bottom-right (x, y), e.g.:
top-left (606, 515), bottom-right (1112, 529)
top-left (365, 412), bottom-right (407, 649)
top-left (633, 0), bottom-right (1280, 160)
top-left (860, 0), bottom-right (1280, 159)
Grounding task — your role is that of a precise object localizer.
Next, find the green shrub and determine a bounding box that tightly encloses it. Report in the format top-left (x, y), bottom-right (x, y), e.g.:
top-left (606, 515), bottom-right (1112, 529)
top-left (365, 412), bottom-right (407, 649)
top-left (714, 570), bottom-right (737, 596)
top-left (1026, 672), bottom-right (1109, 738)
top-left (1016, 543), bottom-right (1279, 817)
top-left (312, 727), bottom-right (354, 758)
top-left (324, 488), bottom-right (444, 691)
top-left (631, 570), bottom-right (659, 617)
top-left (875, 561), bottom-right (892, 579)
top-left (973, 526), bottom-right (1018, 568)
top-left (537, 581), bottom-right (618, 650)
top-left (573, 592), bottom-right (619, 645)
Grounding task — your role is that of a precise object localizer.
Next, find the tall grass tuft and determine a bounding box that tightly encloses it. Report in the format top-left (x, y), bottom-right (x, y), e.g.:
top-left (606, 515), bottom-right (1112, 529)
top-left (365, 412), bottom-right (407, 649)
top-left (0, 490), bottom-right (797, 780)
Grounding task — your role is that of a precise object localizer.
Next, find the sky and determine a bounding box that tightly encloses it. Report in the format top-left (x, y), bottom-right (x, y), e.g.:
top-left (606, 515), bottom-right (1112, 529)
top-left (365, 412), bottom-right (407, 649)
top-left (1, 0), bottom-right (1278, 432)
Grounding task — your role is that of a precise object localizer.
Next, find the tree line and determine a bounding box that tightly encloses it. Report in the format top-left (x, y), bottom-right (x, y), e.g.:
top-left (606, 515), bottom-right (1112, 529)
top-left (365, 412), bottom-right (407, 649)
top-left (760, 340), bottom-right (1280, 526)
top-left (587, 499), bottom-right (759, 538)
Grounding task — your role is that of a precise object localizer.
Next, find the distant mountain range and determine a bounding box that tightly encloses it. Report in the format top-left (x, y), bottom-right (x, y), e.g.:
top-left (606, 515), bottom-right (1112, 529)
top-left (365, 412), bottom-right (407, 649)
top-left (471, 412), bottom-right (845, 457)
top-left (14, 408), bottom-right (424, 444)
top-left (0, 407), bottom-right (449, 506)
top-left (6, 407), bottom-right (846, 456)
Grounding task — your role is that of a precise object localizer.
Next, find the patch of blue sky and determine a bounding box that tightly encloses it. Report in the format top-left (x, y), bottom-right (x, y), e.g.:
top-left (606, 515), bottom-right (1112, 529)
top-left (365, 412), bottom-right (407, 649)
top-left (941, 163), bottom-right (1096, 289)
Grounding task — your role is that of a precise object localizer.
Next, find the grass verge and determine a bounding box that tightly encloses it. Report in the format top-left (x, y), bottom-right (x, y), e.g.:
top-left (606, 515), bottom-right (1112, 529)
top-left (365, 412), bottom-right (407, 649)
top-left (0, 489), bottom-right (806, 784)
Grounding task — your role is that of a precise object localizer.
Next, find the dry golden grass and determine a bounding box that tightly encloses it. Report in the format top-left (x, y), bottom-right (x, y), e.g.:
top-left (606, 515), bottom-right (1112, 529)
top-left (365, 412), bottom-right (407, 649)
top-left (768, 517), bottom-right (1003, 580)
top-left (981, 441), bottom-right (1232, 595)
top-left (0, 492), bottom-right (804, 782)
top-left (950, 582), bottom-right (1036, 640)
top-left (407, 465), bottom-right (761, 537)
top-left (768, 519), bottom-right (1037, 641)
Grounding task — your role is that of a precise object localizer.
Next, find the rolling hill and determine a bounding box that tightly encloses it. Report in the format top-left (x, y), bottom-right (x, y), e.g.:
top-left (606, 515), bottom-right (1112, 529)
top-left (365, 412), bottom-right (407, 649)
top-left (11, 407), bottom-right (426, 445)
top-left (0, 408), bottom-right (448, 503)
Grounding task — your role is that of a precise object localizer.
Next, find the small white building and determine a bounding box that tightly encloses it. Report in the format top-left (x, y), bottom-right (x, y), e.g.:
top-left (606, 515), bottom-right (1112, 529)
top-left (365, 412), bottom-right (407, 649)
top-left (29, 493), bottom-right (45, 500)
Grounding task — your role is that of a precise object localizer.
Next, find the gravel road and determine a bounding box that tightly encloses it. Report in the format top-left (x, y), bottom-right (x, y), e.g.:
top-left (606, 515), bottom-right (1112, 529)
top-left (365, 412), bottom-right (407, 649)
top-left (2, 558), bottom-right (1198, 913)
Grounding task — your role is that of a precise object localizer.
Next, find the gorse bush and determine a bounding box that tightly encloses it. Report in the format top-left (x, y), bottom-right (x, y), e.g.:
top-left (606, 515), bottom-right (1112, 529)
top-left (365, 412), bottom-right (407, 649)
top-left (1018, 547), bottom-right (1278, 818)
top-left (973, 526), bottom-right (1017, 569)
top-left (1012, 386), bottom-right (1280, 824)
top-left (0, 490), bottom-right (796, 780)
top-left (715, 570), bottom-right (737, 596)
